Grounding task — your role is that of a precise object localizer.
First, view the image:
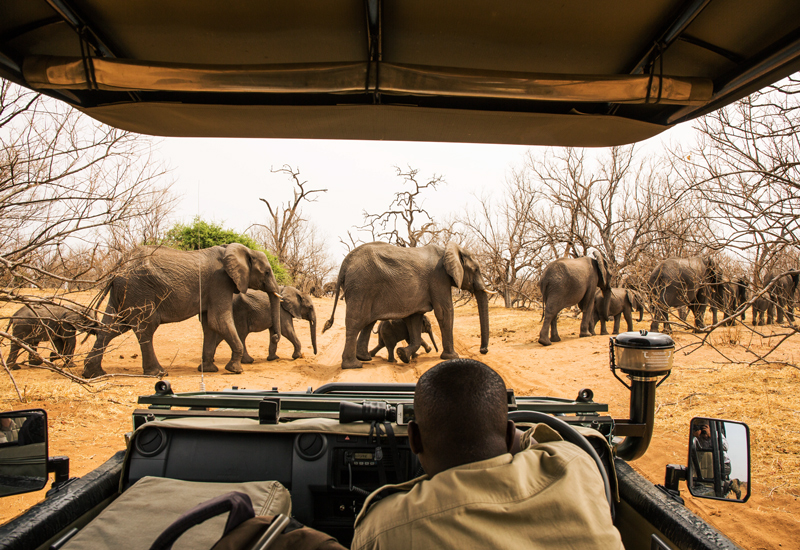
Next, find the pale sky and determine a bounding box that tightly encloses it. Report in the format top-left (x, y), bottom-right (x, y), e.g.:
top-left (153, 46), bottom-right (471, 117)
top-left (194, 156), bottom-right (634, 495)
top-left (159, 124), bottom-right (696, 264)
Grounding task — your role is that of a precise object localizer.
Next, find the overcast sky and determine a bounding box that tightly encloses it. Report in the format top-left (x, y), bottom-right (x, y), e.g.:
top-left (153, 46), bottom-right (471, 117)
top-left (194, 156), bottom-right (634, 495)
top-left (159, 123), bottom-right (696, 263)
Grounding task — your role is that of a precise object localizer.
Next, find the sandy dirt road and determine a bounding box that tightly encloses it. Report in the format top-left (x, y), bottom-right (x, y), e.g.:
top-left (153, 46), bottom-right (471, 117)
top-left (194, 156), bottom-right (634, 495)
top-left (1, 294), bottom-right (798, 549)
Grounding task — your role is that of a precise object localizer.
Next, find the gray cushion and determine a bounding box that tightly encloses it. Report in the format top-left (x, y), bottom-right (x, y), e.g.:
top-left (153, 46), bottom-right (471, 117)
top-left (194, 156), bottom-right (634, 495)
top-left (63, 477), bottom-right (292, 550)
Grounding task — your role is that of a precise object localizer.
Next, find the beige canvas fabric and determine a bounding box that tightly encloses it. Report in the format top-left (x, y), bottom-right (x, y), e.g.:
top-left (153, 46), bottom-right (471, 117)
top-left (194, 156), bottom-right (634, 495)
top-left (352, 429), bottom-right (623, 550)
top-left (62, 477), bottom-right (291, 550)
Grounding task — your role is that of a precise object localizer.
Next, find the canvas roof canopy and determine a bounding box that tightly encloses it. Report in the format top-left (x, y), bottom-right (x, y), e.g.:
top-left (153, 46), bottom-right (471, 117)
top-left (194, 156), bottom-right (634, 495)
top-left (1, 0), bottom-right (799, 146)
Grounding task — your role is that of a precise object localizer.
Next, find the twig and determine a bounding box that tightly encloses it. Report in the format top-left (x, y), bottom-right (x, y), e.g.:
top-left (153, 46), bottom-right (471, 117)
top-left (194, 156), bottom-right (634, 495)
top-left (768, 482), bottom-right (787, 499)
top-left (0, 350), bottom-right (23, 402)
top-left (655, 392), bottom-right (707, 413)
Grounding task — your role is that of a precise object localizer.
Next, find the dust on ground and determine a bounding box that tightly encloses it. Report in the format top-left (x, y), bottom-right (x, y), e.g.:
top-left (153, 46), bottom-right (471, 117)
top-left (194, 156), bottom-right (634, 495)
top-left (1, 293), bottom-right (798, 550)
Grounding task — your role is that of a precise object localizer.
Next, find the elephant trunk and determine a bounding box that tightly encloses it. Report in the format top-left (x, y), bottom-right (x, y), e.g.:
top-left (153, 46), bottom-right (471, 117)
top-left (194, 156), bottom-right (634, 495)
top-left (476, 288), bottom-right (490, 354)
top-left (269, 292), bottom-right (281, 344)
top-left (637, 307), bottom-right (644, 323)
top-left (600, 288), bottom-right (612, 323)
top-left (309, 310), bottom-right (318, 355)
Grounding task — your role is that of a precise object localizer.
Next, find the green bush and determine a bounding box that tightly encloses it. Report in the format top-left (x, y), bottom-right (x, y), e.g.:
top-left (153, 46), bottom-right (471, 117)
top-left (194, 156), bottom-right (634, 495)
top-left (162, 217), bottom-right (291, 284)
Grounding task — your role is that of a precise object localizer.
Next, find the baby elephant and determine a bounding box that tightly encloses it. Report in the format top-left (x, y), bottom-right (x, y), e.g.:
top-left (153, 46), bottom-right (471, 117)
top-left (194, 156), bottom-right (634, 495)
top-left (369, 313), bottom-right (438, 363)
top-left (208, 286), bottom-right (317, 366)
top-left (752, 295), bottom-right (775, 326)
top-left (592, 288), bottom-right (645, 335)
top-left (5, 303), bottom-right (99, 369)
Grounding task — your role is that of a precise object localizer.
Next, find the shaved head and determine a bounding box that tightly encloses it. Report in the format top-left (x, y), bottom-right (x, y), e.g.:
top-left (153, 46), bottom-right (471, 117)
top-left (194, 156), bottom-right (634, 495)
top-left (411, 359), bottom-right (512, 474)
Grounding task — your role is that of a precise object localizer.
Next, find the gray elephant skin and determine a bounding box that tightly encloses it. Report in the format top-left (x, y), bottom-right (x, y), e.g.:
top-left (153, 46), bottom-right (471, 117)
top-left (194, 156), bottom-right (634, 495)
top-left (6, 303), bottom-right (99, 369)
top-left (209, 285), bottom-right (317, 362)
top-left (763, 271), bottom-right (799, 323)
top-left (323, 242), bottom-right (490, 369)
top-left (752, 295), bottom-right (775, 326)
top-left (648, 256), bottom-right (723, 333)
top-left (710, 278), bottom-right (748, 326)
top-left (538, 250), bottom-right (611, 346)
top-left (592, 288), bottom-right (645, 335)
top-left (83, 243), bottom-right (281, 378)
top-left (369, 313), bottom-right (439, 363)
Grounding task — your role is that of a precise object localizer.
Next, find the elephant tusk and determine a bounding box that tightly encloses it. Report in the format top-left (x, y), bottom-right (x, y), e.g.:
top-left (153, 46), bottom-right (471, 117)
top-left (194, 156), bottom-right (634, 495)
top-left (483, 289), bottom-right (499, 295)
top-left (273, 292), bottom-right (285, 302)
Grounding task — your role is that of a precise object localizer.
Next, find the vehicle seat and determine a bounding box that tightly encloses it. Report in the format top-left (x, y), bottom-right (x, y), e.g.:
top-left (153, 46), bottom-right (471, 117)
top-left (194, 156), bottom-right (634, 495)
top-left (61, 476), bottom-right (291, 550)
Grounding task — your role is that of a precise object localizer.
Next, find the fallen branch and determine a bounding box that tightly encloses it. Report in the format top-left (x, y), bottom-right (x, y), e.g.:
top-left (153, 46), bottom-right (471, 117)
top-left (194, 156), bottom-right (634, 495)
top-left (0, 350), bottom-right (22, 402)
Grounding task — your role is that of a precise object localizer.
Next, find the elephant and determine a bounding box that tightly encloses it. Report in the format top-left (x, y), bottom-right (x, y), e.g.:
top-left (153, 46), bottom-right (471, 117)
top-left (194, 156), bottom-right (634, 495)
top-left (648, 256), bottom-right (723, 333)
top-left (83, 243), bottom-right (281, 378)
top-left (208, 286), bottom-right (317, 362)
top-left (591, 287), bottom-right (645, 335)
top-left (5, 303), bottom-right (99, 369)
top-left (763, 271), bottom-right (799, 323)
top-left (752, 295), bottom-right (775, 326)
top-left (322, 242), bottom-right (490, 369)
top-left (710, 278), bottom-right (748, 326)
top-left (322, 282), bottom-right (337, 297)
top-left (538, 249), bottom-right (611, 346)
top-left (369, 313), bottom-right (439, 363)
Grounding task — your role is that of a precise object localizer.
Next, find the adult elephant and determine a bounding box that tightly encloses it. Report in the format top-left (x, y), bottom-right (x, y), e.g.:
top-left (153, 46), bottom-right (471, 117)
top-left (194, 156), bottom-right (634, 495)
top-left (208, 286), bottom-right (317, 362)
top-left (648, 256), bottom-right (723, 333)
top-left (764, 271), bottom-right (799, 323)
top-left (591, 287), bottom-right (645, 335)
top-left (83, 243), bottom-right (281, 378)
top-left (538, 249), bottom-right (611, 346)
top-left (322, 242), bottom-right (490, 369)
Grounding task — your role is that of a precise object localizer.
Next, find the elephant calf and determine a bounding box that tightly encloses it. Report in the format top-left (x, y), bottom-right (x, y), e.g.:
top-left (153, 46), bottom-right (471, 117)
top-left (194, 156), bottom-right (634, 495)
top-left (752, 295), bottom-right (775, 326)
top-left (591, 288), bottom-right (645, 335)
top-left (209, 286), bottom-right (317, 363)
top-left (5, 304), bottom-right (98, 370)
top-left (369, 313), bottom-right (438, 363)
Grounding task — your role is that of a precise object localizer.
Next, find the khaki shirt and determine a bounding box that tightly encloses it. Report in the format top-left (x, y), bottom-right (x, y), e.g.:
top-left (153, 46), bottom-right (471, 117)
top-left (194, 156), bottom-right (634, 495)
top-left (352, 428), bottom-right (622, 550)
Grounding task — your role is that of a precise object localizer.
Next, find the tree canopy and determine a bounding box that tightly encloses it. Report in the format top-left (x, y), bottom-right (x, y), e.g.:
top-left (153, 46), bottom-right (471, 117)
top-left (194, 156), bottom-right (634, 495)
top-left (164, 217), bottom-right (291, 284)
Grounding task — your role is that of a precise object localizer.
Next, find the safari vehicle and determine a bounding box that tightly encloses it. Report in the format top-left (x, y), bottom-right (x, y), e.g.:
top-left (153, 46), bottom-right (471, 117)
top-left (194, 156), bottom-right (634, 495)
top-left (0, 1), bottom-right (796, 549)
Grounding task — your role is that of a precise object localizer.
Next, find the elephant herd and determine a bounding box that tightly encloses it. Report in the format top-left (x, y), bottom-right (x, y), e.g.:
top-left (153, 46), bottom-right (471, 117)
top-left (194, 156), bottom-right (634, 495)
top-left (3, 241), bottom-right (798, 375)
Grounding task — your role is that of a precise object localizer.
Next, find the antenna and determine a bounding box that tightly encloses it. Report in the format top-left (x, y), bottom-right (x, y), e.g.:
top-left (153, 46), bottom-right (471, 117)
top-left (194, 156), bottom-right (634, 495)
top-left (198, 181), bottom-right (205, 392)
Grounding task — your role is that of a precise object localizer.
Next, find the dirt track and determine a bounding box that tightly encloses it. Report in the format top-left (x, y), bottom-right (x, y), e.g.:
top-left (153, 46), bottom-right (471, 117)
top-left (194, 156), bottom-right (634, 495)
top-left (1, 294), bottom-right (798, 549)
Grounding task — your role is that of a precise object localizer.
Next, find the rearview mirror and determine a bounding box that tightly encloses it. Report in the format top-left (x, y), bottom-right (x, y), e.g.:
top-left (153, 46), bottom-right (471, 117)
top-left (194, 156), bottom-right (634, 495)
top-left (687, 417), bottom-right (750, 502)
top-left (0, 409), bottom-right (49, 497)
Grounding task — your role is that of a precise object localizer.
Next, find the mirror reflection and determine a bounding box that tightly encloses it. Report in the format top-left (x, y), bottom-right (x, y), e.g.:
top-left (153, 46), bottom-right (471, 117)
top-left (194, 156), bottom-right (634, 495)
top-left (688, 418), bottom-right (750, 502)
top-left (0, 410), bottom-right (48, 497)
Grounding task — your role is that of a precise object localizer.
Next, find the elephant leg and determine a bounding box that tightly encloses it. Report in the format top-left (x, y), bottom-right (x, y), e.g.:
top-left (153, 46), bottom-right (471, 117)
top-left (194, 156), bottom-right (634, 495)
top-left (60, 337), bottom-right (77, 368)
top-left (691, 304), bottom-right (706, 332)
top-left (282, 319), bottom-right (303, 360)
top-left (267, 327), bottom-right (280, 361)
top-left (434, 303), bottom-right (458, 359)
top-left (204, 308), bottom-right (246, 374)
top-left (613, 314), bottom-right (623, 335)
top-left (622, 309), bottom-right (633, 333)
top-left (341, 317), bottom-right (366, 369)
top-left (578, 294), bottom-right (594, 338)
top-left (356, 322), bottom-right (376, 362)
top-left (198, 314), bottom-right (222, 372)
top-left (385, 337), bottom-right (397, 363)
top-left (26, 337), bottom-right (43, 365)
top-left (368, 335), bottom-right (385, 358)
top-left (135, 319), bottom-right (167, 376)
top-left (538, 302), bottom-right (561, 346)
top-left (241, 334), bottom-right (255, 364)
top-left (6, 340), bottom-right (21, 370)
top-left (397, 315), bottom-right (424, 364)
top-left (599, 314), bottom-right (609, 336)
top-left (83, 309), bottom-right (131, 378)
top-left (421, 340), bottom-right (432, 353)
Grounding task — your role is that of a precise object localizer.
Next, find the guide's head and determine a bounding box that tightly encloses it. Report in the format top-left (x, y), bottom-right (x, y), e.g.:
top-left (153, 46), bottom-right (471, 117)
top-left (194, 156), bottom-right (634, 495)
top-left (408, 359), bottom-right (515, 476)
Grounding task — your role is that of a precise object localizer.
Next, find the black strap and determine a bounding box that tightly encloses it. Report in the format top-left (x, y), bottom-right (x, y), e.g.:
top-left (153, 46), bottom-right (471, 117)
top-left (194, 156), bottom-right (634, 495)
top-left (383, 421), bottom-right (403, 484)
top-left (148, 491), bottom-right (255, 550)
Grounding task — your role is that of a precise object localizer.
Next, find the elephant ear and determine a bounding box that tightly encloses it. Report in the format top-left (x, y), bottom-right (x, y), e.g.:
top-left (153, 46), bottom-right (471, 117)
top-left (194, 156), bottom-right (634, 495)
top-left (590, 249), bottom-right (609, 289)
top-left (222, 243), bottom-right (251, 294)
top-left (281, 290), bottom-right (302, 318)
top-left (626, 289), bottom-right (636, 308)
top-left (444, 243), bottom-right (465, 289)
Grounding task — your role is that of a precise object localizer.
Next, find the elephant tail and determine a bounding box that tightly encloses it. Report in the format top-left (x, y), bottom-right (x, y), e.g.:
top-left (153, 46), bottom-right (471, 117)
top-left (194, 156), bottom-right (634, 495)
top-left (322, 272), bottom-right (344, 334)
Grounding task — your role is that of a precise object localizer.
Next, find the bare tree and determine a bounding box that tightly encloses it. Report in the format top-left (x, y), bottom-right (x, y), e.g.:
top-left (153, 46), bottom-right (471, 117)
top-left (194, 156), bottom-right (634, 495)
top-left (0, 80), bottom-right (174, 388)
top-left (458, 167), bottom-right (549, 307)
top-left (351, 166), bottom-right (445, 247)
top-left (249, 165), bottom-right (332, 293)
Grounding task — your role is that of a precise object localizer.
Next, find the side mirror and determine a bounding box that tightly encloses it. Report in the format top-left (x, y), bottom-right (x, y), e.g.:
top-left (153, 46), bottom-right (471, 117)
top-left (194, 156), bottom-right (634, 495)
top-left (0, 409), bottom-right (49, 497)
top-left (687, 417), bottom-right (750, 503)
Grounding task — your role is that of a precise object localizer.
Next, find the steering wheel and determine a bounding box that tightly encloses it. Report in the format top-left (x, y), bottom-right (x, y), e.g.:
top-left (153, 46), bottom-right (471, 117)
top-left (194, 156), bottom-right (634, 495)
top-left (508, 411), bottom-right (614, 519)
